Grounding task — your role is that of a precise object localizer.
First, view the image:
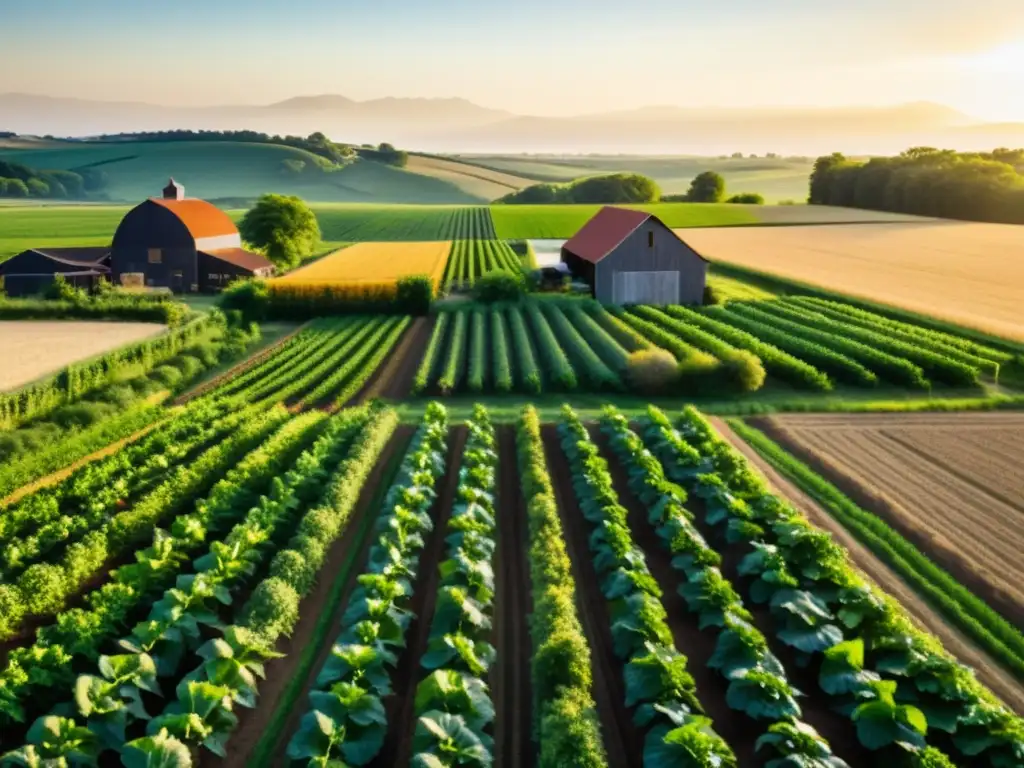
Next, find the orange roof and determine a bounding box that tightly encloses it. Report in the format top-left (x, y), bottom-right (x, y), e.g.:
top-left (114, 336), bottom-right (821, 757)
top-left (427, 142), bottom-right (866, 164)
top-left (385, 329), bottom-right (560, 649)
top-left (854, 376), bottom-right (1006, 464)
top-left (201, 248), bottom-right (274, 273)
top-left (148, 198), bottom-right (239, 239)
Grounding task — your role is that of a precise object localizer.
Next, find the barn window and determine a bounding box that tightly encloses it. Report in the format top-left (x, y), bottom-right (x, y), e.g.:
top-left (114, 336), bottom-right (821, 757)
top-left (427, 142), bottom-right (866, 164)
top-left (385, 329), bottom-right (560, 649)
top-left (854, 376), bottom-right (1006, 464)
top-left (147, 248), bottom-right (162, 264)
top-left (647, 231), bottom-right (654, 248)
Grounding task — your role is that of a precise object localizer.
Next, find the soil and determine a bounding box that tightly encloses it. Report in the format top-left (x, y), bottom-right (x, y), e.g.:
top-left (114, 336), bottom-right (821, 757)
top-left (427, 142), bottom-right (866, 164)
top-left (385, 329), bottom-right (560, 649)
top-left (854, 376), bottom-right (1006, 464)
top-left (540, 425), bottom-right (643, 768)
top-left (712, 417), bottom-right (1024, 716)
top-left (591, 428), bottom-right (761, 767)
top-left (370, 426), bottom-right (469, 768)
top-left (217, 425), bottom-right (415, 768)
top-left (493, 427), bottom-right (534, 768)
top-left (353, 316), bottom-right (433, 404)
top-left (748, 414), bottom-right (1024, 631)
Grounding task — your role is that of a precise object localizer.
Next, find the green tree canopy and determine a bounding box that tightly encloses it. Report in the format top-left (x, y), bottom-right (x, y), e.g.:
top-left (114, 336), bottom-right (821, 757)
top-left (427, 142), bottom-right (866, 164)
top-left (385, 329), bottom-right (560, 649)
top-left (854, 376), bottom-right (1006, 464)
top-left (685, 171), bottom-right (726, 203)
top-left (497, 173), bottom-right (660, 205)
top-left (239, 194), bottom-right (321, 270)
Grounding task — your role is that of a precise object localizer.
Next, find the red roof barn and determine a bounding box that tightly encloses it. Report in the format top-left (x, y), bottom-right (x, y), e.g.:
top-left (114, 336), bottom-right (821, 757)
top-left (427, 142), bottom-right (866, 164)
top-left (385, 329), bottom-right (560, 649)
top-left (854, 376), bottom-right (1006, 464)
top-left (561, 206), bottom-right (708, 304)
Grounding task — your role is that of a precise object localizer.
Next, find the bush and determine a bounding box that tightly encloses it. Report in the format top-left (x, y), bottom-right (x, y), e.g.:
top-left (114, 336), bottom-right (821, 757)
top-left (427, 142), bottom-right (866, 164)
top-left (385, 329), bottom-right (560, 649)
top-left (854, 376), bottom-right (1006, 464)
top-left (395, 274), bottom-right (434, 315)
top-left (685, 171), bottom-right (726, 202)
top-left (149, 365), bottom-right (183, 388)
top-left (242, 577), bottom-right (300, 640)
top-left (718, 350), bottom-right (767, 392)
top-left (473, 269), bottom-right (527, 303)
top-left (168, 354), bottom-right (204, 380)
top-left (49, 401), bottom-right (116, 430)
top-left (270, 548), bottom-right (317, 594)
top-left (726, 192), bottom-right (765, 204)
top-left (703, 284), bottom-right (722, 306)
top-left (626, 349), bottom-right (679, 394)
top-left (498, 172), bottom-right (660, 205)
top-left (220, 278), bottom-right (270, 322)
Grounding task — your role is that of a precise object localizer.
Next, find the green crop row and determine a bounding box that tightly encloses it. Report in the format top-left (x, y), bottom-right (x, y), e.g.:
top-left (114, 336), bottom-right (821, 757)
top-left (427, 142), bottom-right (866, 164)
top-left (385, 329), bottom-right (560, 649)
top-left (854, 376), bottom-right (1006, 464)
top-left (286, 403), bottom-right (450, 766)
top-left (644, 406), bottom-right (1023, 766)
top-left (413, 312), bottom-right (450, 395)
top-left (542, 304), bottom-right (622, 391)
top-left (753, 301), bottom-right (979, 386)
top-left (490, 310), bottom-right (513, 393)
top-left (442, 206), bottom-right (497, 241)
top-left (556, 405), bottom-right (737, 766)
top-left (516, 405), bottom-right (608, 768)
top-left (508, 305), bottom-right (542, 393)
top-left (438, 310), bottom-right (468, 394)
top-left (442, 240), bottom-right (521, 289)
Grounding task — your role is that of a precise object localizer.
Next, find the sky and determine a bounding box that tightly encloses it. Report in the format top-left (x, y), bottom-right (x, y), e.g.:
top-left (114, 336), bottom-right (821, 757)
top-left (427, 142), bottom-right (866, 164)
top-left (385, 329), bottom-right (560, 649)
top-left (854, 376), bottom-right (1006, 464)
top-left (2, 0), bottom-right (1024, 120)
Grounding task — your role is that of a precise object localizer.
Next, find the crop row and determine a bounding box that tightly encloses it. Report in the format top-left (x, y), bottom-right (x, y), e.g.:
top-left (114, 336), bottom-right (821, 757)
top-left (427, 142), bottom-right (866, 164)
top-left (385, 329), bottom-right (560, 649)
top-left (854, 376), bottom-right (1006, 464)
top-left (515, 406), bottom-right (607, 767)
top-left (441, 206), bottom-right (498, 241)
top-left (1, 406), bottom-right (398, 764)
top-left (286, 402), bottom-right (449, 766)
top-left (442, 240), bottom-right (521, 289)
top-left (641, 405), bottom-right (1022, 766)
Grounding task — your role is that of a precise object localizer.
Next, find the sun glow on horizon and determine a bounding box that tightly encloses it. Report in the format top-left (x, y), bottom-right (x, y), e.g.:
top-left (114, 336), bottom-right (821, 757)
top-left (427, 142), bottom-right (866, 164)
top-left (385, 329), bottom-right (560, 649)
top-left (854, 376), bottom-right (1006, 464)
top-left (961, 40), bottom-right (1024, 73)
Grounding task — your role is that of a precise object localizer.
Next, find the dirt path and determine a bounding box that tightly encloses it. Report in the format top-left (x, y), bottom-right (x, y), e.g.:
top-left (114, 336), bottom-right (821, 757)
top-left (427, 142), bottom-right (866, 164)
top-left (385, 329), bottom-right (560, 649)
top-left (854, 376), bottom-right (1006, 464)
top-left (354, 316), bottom-right (433, 403)
top-left (540, 425), bottom-right (642, 768)
top-left (174, 322), bottom-right (308, 405)
top-left (371, 426), bottom-right (469, 768)
top-left (220, 426), bottom-right (415, 768)
top-left (493, 427), bottom-right (533, 768)
top-left (711, 417), bottom-right (1024, 715)
top-left (593, 428), bottom-right (759, 767)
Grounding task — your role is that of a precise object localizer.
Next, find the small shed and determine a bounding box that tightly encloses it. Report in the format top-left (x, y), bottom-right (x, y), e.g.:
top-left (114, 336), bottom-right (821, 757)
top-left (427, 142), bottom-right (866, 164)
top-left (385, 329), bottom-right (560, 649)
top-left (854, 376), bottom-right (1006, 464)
top-left (0, 247), bottom-right (111, 297)
top-left (560, 206), bottom-right (708, 305)
top-left (110, 179), bottom-right (274, 292)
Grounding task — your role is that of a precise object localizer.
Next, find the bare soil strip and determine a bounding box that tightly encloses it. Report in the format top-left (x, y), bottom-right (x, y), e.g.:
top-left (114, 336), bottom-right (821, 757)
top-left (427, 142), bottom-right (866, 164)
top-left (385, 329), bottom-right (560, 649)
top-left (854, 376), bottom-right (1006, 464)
top-left (591, 428), bottom-right (761, 767)
top-left (353, 315), bottom-right (432, 403)
top-left (219, 426), bottom-right (415, 768)
top-left (371, 426), bottom-right (468, 768)
top-left (540, 425), bottom-right (642, 768)
top-left (494, 426), bottom-right (534, 768)
top-left (750, 417), bottom-right (1024, 631)
top-left (712, 417), bottom-right (1024, 715)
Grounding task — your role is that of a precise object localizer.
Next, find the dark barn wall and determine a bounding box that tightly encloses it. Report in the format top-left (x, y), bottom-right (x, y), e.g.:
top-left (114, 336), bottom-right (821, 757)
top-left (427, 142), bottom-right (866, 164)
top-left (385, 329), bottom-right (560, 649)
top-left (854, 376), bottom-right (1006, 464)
top-left (594, 219), bottom-right (707, 304)
top-left (198, 253), bottom-right (259, 292)
top-left (559, 249), bottom-right (596, 292)
top-left (111, 201), bottom-right (199, 291)
top-left (0, 251), bottom-right (108, 297)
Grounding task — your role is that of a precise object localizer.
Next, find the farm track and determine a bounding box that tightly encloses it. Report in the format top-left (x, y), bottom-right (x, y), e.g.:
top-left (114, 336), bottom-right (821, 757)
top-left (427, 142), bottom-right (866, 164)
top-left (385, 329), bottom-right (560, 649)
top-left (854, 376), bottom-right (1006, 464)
top-left (494, 427), bottom-right (533, 768)
top-left (591, 428), bottom-right (760, 767)
top-left (216, 426), bottom-right (415, 768)
top-left (712, 418), bottom-right (1024, 715)
top-left (540, 425), bottom-right (642, 768)
top-left (371, 426), bottom-right (468, 768)
top-left (353, 316), bottom-right (433, 403)
top-left (750, 417), bottom-right (1024, 631)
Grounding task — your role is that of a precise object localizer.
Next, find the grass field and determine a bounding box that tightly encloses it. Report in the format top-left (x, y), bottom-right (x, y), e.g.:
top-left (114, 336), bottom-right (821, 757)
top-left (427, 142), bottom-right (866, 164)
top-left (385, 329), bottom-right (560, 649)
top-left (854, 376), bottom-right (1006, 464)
top-left (404, 154), bottom-right (534, 200)
top-left (684, 221), bottom-right (1024, 341)
top-left (0, 320), bottom-right (166, 391)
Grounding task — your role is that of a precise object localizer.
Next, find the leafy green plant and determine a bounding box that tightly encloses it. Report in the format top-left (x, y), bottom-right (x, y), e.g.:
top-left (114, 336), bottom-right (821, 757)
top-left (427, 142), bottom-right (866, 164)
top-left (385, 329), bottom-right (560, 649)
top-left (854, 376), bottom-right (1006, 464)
top-left (755, 720), bottom-right (848, 768)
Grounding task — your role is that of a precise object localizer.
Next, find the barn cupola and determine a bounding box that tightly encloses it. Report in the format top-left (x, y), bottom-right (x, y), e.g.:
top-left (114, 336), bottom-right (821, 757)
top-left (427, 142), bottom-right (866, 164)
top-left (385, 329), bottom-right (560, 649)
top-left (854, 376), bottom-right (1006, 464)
top-left (162, 178), bottom-right (184, 200)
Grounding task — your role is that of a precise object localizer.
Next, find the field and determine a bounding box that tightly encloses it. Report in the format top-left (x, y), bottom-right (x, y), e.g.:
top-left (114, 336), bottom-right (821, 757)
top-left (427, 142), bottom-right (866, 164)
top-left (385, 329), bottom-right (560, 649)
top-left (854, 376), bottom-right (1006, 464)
top-left (0, 142), bottom-right (486, 204)
top-left (682, 221), bottom-right (1024, 341)
top-left (274, 242), bottom-right (451, 291)
top-left (2, 388), bottom-right (1022, 767)
top-left (441, 241), bottom-right (521, 289)
top-left (404, 154), bottom-right (534, 200)
top-left (746, 412), bottom-right (1024, 632)
top-left (0, 320), bottom-right (166, 391)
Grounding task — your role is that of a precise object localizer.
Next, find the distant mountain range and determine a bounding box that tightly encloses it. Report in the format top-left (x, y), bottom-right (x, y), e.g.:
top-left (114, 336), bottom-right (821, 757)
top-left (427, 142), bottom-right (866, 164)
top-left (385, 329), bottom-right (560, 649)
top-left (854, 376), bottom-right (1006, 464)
top-left (2, 92), bottom-right (1023, 155)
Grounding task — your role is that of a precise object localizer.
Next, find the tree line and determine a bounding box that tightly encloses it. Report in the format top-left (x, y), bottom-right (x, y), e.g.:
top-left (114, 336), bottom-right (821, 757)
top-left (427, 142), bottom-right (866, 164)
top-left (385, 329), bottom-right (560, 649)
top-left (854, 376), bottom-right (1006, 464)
top-left (0, 160), bottom-right (107, 199)
top-left (497, 171), bottom-right (764, 205)
top-left (808, 147), bottom-right (1024, 224)
top-left (91, 130), bottom-right (356, 165)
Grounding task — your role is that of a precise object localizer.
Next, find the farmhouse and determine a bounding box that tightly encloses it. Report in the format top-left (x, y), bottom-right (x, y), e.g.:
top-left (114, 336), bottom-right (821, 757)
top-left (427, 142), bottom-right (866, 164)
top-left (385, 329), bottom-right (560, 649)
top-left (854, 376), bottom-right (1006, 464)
top-left (110, 179), bottom-right (274, 292)
top-left (0, 247), bottom-right (111, 298)
top-left (561, 206), bottom-right (708, 304)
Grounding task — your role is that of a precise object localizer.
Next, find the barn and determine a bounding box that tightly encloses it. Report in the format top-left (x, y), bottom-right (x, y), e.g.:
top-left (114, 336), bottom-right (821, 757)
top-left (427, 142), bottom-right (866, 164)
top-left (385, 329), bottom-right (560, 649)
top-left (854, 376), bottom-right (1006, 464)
top-left (110, 179), bottom-right (274, 292)
top-left (560, 206), bottom-right (708, 305)
top-left (0, 247), bottom-right (111, 298)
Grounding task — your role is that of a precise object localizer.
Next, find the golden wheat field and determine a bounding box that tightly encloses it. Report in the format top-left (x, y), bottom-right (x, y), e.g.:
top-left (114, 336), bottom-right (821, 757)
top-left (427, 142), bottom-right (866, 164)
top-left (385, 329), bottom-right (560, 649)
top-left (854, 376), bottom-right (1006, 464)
top-left (274, 241), bottom-right (452, 289)
top-left (681, 221), bottom-right (1024, 341)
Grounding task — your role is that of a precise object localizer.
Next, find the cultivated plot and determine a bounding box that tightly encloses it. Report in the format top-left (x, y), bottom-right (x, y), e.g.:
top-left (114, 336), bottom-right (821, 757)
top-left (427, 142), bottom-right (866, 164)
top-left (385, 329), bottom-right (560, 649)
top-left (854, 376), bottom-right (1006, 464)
top-left (751, 411), bottom-right (1024, 629)
top-left (682, 221), bottom-right (1024, 340)
top-left (0, 320), bottom-right (166, 391)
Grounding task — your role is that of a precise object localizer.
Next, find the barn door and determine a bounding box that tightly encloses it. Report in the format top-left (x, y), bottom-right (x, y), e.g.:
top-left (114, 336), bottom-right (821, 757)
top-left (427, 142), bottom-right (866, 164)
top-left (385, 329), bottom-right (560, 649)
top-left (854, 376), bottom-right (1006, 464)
top-left (612, 270), bottom-right (680, 305)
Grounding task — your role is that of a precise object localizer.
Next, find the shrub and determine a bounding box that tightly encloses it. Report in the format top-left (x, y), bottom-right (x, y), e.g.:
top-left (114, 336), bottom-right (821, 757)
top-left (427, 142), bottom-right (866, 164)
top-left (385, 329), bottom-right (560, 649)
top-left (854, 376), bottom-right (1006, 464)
top-left (703, 284), bottom-right (723, 306)
top-left (395, 275), bottom-right (434, 315)
top-left (242, 577), bottom-right (300, 640)
top-left (270, 548), bottom-right (317, 594)
top-left (726, 192), bottom-right (765, 204)
top-left (298, 506), bottom-right (338, 542)
top-left (718, 350), bottom-right (767, 392)
top-left (149, 365), bottom-right (183, 388)
top-left (0, 585), bottom-right (25, 638)
top-left (19, 563), bottom-right (66, 616)
top-left (168, 354), bottom-right (204, 380)
top-left (473, 269), bottom-right (526, 302)
top-left (220, 278), bottom-right (270, 322)
top-left (627, 349), bottom-right (679, 394)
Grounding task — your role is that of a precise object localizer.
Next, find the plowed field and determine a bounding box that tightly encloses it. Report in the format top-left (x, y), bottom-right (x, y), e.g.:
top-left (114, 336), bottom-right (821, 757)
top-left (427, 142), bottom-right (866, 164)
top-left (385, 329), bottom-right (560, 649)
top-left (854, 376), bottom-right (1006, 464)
top-left (749, 412), bottom-right (1024, 628)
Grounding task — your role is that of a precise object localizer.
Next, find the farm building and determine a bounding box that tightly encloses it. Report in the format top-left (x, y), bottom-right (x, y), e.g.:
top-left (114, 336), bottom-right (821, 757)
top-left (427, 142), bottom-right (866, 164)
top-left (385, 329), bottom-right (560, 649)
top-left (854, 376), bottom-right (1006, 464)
top-left (561, 206), bottom-right (708, 304)
top-left (0, 247), bottom-right (111, 297)
top-left (110, 179), bottom-right (274, 292)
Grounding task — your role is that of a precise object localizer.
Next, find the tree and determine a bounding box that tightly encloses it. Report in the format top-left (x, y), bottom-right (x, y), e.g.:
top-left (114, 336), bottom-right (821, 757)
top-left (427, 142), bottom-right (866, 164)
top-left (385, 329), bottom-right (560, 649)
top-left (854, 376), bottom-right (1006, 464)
top-left (726, 193), bottom-right (764, 204)
top-left (26, 178), bottom-right (49, 197)
top-left (238, 194), bottom-right (321, 270)
top-left (685, 171), bottom-right (726, 203)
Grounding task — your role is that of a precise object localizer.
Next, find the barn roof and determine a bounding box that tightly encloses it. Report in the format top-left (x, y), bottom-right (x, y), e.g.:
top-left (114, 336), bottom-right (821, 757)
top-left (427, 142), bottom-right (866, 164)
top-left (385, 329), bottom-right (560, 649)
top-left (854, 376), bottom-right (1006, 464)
top-left (0, 247), bottom-right (111, 274)
top-left (201, 248), bottom-right (274, 273)
top-left (148, 198), bottom-right (239, 239)
top-left (561, 206), bottom-right (707, 264)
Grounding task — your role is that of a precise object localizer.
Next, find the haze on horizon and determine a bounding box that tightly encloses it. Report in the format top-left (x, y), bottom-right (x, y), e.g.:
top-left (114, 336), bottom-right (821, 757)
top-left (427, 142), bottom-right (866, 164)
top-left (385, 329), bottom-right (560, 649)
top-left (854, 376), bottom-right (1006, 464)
top-left (3, 0), bottom-right (1024, 122)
